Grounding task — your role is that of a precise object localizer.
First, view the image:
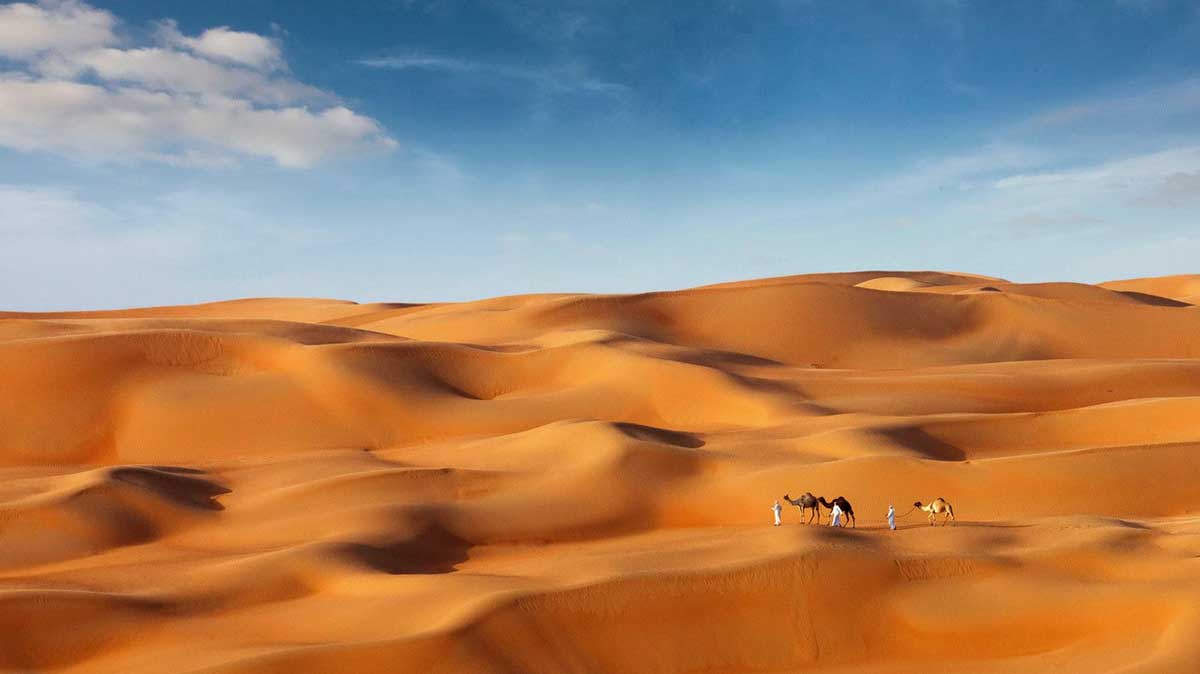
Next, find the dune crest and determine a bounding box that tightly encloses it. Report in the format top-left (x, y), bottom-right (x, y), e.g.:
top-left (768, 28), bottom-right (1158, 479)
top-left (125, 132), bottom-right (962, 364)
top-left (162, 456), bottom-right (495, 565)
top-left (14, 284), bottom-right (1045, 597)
top-left (2, 271), bottom-right (1200, 673)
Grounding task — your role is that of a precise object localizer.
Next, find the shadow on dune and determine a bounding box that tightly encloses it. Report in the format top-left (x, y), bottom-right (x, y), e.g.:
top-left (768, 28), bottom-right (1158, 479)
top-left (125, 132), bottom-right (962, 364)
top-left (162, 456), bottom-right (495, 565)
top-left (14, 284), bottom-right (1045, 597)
top-left (1093, 517), bottom-right (1153, 530)
top-left (879, 427), bottom-right (966, 461)
top-left (663, 347), bottom-right (786, 368)
top-left (333, 522), bottom-right (473, 575)
top-left (1112, 290), bottom-right (1192, 307)
top-left (614, 422), bottom-right (705, 448)
top-left (109, 466), bottom-right (231, 510)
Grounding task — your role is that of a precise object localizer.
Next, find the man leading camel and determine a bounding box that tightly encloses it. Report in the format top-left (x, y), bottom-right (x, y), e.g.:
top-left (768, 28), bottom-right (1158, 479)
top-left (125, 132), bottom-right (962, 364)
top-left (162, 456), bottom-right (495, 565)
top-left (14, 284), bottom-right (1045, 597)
top-left (829, 501), bottom-right (844, 527)
top-left (817, 496), bottom-right (856, 527)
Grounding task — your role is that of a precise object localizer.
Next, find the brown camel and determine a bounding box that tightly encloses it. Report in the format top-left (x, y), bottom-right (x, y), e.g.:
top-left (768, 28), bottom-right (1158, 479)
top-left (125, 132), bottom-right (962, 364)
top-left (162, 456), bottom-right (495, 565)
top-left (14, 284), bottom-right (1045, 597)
top-left (783, 492), bottom-right (820, 524)
top-left (914, 498), bottom-right (955, 526)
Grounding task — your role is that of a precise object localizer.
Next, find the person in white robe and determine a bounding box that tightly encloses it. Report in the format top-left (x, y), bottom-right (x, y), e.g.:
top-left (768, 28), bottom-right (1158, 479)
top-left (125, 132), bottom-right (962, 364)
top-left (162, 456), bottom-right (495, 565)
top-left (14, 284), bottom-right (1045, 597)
top-left (830, 502), bottom-right (843, 527)
top-left (887, 504), bottom-right (896, 530)
top-left (772, 500), bottom-right (783, 526)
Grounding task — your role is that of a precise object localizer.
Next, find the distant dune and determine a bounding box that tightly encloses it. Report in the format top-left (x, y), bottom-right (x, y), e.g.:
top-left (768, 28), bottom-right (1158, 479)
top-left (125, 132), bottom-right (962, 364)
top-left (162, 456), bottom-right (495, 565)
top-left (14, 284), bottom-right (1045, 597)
top-left (2, 272), bottom-right (1200, 673)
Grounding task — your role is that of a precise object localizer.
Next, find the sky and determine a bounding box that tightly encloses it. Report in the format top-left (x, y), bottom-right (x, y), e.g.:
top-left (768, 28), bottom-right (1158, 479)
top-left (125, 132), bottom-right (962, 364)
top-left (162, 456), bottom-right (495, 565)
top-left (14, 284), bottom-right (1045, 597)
top-left (1, 0), bottom-right (1198, 310)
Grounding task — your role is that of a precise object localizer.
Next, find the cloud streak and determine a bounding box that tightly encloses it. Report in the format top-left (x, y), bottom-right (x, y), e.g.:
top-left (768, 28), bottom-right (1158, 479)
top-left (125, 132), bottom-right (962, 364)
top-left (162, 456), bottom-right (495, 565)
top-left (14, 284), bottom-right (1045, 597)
top-left (1032, 78), bottom-right (1200, 128)
top-left (358, 55), bottom-right (628, 97)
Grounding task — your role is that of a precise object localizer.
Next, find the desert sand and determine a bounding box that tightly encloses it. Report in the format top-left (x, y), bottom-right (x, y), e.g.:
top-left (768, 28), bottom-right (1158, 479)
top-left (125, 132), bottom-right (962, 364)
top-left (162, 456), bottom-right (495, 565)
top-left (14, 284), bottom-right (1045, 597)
top-left (2, 271), bottom-right (1200, 673)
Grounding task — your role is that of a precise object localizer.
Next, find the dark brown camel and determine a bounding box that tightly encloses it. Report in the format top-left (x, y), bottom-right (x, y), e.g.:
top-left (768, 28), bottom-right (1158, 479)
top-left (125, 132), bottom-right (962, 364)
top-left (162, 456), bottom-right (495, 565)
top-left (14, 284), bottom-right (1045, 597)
top-left (782, 492), bottom-right (820, 524)
top-left (817, 496), bottom-right (856, 527)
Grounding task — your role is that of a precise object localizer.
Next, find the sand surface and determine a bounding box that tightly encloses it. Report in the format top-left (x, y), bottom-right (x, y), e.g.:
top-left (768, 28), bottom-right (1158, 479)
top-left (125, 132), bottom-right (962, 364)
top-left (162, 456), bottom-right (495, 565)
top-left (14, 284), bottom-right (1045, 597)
top-left (2, 271), bottom-right (1200, 673)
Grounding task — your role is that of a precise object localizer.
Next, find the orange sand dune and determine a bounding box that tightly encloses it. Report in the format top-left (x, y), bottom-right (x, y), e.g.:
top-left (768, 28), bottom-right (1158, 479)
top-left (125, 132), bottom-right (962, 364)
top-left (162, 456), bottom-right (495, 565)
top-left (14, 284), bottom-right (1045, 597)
top-left (2, 270), bottom-right (1200, 674)
top-left (1099, 274), bottom-right (1200, 305)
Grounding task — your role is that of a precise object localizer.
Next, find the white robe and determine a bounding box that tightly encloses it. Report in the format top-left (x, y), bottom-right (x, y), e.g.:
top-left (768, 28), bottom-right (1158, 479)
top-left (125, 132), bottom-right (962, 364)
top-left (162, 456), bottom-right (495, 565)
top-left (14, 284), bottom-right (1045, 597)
top-left (772, 502), bottom-right (782, 526)
top-left (887, 506), bottom-right (896, 530)
top-left (830, 503), bottom-right (843, 527)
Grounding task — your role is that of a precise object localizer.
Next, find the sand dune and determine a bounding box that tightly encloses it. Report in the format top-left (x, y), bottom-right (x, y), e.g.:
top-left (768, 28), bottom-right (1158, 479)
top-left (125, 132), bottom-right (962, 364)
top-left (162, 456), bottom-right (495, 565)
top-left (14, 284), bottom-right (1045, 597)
top-left (2, 271), bottom-right (1200, 673)
top-left (1100, 274), bottom-right (1200, 305)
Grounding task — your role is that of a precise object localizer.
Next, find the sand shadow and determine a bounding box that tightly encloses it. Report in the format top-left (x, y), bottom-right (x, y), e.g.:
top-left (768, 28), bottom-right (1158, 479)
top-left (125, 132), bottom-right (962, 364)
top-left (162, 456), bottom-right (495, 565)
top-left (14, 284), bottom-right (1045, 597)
top-left (1111, 291), bottom-right (1191, 307)
top-left (614, 422), bottom-right (705, 448)
top-left (880, 427), bottom-right (966, 461)
top-left (334, 522), bottom-right (473, 575)
top-left (110, 466), bottom-right (231, 511)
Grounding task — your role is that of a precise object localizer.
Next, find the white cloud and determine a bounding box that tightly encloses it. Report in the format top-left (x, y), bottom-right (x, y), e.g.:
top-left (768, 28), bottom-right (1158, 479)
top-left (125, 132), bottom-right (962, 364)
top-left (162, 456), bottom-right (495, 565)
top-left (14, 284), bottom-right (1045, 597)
top-left (0, 1), bottom-right (394, 167)
top-left (38, 47), bottom-right (326, 105)
top-left (159, 21), bottom-right (283, 71)
top-left (0, 76), bottom-right (392, 167)
top-left (0, 0), bottom-right (115, 58)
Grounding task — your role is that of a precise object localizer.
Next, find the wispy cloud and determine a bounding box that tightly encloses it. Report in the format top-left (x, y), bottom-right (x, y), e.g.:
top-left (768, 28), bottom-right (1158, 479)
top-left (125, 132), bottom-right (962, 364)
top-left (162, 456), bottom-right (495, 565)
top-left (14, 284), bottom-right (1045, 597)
top-left (0, 181), bottom-right (348, 309)
top-left (358, 55), bottom-right (627, 97)
top-left (1135, 171), bottom-right (1200, 207)
top-left (1032, 78), bottom-right (1200, 127)
top-left (993, 146), bottom-right (1200, 195)
top-left (874, 143), bottom-right (1050, 195)
top-left (1004, 211), bottom-right (1103, 228)
top-left (0, 183), bottom-right (107, 232)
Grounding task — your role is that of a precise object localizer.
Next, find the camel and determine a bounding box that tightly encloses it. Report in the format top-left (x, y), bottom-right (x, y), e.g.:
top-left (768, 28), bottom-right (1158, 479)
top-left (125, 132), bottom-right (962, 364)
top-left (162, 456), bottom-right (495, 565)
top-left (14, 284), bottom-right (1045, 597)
top-left (783, 492), bottom-right (820, 524)
top-left (914, 498), bottom-right (955, 526)
top-left (817, 496), bottom-right (855, 527)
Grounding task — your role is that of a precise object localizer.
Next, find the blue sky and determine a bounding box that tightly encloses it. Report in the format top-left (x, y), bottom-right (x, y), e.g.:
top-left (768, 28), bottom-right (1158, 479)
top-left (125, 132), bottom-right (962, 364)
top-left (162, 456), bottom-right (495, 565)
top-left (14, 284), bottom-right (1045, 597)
top-left (1, 0), bottom-right (1198, 310)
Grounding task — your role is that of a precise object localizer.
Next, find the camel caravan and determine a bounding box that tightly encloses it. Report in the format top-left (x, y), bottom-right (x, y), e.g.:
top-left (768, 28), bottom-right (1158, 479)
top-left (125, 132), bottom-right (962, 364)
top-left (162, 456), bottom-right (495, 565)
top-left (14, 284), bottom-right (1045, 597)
top-left (773, 493), bottom-right (956, 529)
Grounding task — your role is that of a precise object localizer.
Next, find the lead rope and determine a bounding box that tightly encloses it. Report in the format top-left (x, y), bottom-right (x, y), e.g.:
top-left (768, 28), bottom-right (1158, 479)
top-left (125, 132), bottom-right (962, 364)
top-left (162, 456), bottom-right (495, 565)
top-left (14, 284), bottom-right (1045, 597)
top-left (895, 505), bottom-right (919, 519)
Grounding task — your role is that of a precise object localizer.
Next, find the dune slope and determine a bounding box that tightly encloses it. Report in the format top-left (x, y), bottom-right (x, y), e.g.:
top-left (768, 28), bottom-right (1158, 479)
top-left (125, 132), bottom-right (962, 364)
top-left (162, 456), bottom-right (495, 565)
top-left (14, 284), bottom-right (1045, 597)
top-left (2, 271), bottom-right (1199, 674)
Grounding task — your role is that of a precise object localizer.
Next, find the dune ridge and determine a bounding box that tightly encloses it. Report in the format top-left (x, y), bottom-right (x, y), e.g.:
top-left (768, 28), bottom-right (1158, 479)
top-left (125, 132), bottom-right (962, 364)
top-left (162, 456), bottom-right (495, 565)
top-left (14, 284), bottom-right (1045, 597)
top-left (2, 271), bottom-right (1199, 673)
